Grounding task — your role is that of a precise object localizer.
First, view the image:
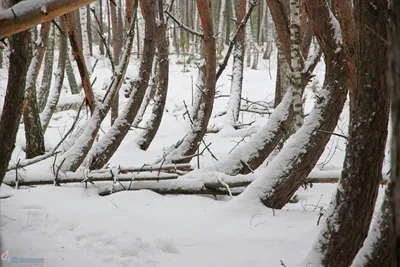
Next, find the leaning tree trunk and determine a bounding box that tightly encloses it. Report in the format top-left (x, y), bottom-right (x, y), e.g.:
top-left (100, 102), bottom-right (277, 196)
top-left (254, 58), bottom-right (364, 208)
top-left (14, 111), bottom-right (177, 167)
top-left (224, 0), bottom-right (245, 128)
top-left (351, 185), bottom-right (395, 267)
top-left (65, 11), bottom-right (96, 114)
top-left (87, 0), bottom-right (156, 170)
top-left (58, 1), bottom-right (139, 172)
top-left (389, 0), bottom-right (400, 264)
top-left (137, 0), bottom-right (170, 151)
top-left (162, 0), bottom-right (216, 164)
top-left (40, 16), bottom-right (68, 132)
top-left (303, 1), bottom-right (390, 266)
top-left (23, 23), bottom-right (50, 159)
top-left (65, 54), bottom-right (80, 94)
top-left (0, 28), bottom-right (30, 185)
top-left (235, 0), bottom-right (348, 208)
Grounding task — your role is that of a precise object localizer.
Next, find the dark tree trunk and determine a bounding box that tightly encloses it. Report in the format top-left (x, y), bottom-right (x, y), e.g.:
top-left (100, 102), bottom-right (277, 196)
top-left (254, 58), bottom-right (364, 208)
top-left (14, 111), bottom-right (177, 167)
top-left (389, 0), bottom-right (400, 264)
top-left (110, 0), bottom-right (120, 124)
top-left (303, 0), bottom-right (390, 266)
top-left (0, 27), bottom-right (30, 185)
top-left (352, 186), bottom-right (395, 267)
top-left (137, 0), bottom-right (169, 151)
top-left (23, 22), bottom-right (50, 159)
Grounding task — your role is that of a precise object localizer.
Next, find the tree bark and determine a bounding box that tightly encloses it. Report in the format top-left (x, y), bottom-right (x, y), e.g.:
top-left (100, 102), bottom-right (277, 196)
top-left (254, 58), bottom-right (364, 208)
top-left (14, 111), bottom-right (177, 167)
top-left (137, 0), bottom-right (170, 151)
top-left (40, 16), bottom-right (68, 132)
top-left (0, 24), bottom-right (29, 185)
top-left (110, 0), bottom-right (120, 124)
top-left (38, 25), bottom-right (55, 112)
top-left (352, 186), bottom-right (395, 267)
top-left (0, 0), bottom-right (97, 39)
top-left (58, 1), bottom-right (139, 172)
top-left (23, 22), bottom-right (50, 159)
top-left (224, 0), bottom-right (245, 128)
top-left (303, 0), bottom-right (390, 266)
top-left (65, 54), bottom-right (80, 94)
top-left (389, 0), bottom-right (400, 264)
top-left (65, 11), bottom-right (96, 114)
top-left (163, 0), bottom-right (216, 164)
top-left (87, 0), bottom-right (156, 170)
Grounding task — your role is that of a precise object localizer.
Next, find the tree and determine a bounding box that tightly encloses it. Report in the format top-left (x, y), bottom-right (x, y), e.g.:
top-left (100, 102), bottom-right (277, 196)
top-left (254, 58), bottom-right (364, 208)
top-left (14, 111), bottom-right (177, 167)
top-left (0, 20), bottom-right (30, 184)
top-left (389, 0), bottom-right (400, 264)
top-left (87, 0), bottom-right (156, 170)
top-left (162, 0), bottom-right (216, 164)
top-left (23, 23), bottom-right (50, 158)
top-left (303, 0), bottom-right (390, 265)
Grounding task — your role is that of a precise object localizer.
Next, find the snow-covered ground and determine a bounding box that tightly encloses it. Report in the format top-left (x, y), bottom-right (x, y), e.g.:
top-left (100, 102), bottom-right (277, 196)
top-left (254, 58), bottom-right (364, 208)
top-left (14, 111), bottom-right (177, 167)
top-left (0, 52), bottom-right (389, 266)
top-left (0, 184), bottom-right (385, 267)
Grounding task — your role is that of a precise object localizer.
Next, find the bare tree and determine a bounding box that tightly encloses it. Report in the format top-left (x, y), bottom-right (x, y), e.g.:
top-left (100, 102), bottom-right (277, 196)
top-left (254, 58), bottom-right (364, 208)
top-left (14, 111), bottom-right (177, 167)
top-left (110, 0), bottom-right (121, 124)
top-left (88, 0), bottom-right (156, 170)
top-left (40, 16), bottom-right (68, 132)
top-left (23, 23), bottom-right (50, 158)
top-left (224, 0), bottom-right (245, 128)
top-left (162, 0), bottom-right (216, 164)
top-left (0, 27), bottom-right (30, 184)
top-left (137, 0), bottom-right (170, 150)
top-left (303, 0), bottom-right (390, 265)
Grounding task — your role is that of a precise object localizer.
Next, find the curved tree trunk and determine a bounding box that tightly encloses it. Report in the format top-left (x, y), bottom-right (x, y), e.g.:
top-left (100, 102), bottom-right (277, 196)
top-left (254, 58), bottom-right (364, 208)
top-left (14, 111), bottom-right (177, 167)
top-left (87, 0), bottom-right (156, 170)
top-left (40, 16), bottom-right (68, 132)
top-left (137, 0), bottom-right (170, 151)
top-left (303, 0), bottom-right (390, 266)
top-left (389, 0), bottom-right (400, 263)
top-left (235, 0), bottom-right (348, 209)
top-left (59, 2), bottom-right (139, 172)
top-left (0, 27), bottom-right (30, 185)
top-left (162, 0), bottom-right (216, 164)
top-left (352, 186), bottom-right (395, 267)
top-left (224, 0), bottom-right (245, 128)
top-left (23, 22), bottom-right (50, 159)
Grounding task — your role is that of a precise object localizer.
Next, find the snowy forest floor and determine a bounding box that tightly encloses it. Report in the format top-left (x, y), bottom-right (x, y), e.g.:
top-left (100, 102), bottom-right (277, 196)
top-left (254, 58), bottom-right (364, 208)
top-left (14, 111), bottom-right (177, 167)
top-left (0, 52), bottom-right (391, 266)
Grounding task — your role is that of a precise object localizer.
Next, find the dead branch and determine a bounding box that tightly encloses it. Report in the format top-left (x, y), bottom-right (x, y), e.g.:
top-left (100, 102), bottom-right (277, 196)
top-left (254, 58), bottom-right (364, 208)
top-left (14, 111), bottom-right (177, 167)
top-left (216, 0), bottom-right (258, 80)
top-left (165, 10), bottom-right (203, 38)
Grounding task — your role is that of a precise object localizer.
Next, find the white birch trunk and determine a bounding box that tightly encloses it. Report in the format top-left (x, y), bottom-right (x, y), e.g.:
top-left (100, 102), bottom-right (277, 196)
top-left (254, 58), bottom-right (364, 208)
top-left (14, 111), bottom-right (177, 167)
top-left (289, 0), bottom-right (303, 130)
top-left (80, 5), bottom-right (92, 74)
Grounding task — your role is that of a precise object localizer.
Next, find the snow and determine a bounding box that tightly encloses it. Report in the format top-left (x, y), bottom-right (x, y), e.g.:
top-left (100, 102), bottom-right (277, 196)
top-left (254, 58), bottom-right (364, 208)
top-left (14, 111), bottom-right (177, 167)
top-left (0, 33), bottom-right (392, 266)
top-left (1, 183), bottom-right (386, 266)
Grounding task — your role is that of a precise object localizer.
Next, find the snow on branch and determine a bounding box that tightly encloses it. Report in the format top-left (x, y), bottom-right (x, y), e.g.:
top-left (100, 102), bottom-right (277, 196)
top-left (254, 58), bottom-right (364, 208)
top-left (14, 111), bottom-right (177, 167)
top-left (0, 0), bottom-right (96, 39)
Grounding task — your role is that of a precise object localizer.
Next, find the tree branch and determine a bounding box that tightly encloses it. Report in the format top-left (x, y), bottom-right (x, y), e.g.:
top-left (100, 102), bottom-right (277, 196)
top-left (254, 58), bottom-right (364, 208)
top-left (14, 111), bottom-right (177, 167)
top-left (165, 10), bottom-right (204, 38)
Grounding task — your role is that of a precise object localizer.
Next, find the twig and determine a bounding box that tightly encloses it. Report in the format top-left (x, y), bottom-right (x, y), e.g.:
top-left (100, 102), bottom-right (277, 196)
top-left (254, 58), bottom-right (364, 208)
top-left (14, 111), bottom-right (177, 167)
top-left (165, 10), bottom-right (203, 38)
top-left (216, 0), bottom-right (258, 80)
top-left (316, 130), bottom-right (348, 140)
